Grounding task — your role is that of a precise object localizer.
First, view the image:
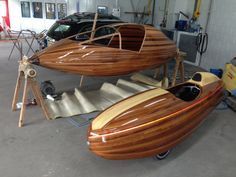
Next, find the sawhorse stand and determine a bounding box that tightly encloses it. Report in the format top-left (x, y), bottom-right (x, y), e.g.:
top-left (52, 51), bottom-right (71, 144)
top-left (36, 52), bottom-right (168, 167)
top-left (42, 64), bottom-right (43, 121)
top-left (154, 50), bottom-right (187, 87)
top-left (12, 56), bottom-right (50, 127)
top-left (171, 50), bottom-right (187, 86)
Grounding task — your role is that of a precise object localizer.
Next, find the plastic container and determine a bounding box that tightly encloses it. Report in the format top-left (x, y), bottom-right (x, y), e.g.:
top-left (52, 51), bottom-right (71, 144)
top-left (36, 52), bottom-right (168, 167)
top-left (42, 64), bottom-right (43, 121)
top-left (175, 20), bottom-right (188, 31)
top-left (210, 69), bottom-right (223, 78)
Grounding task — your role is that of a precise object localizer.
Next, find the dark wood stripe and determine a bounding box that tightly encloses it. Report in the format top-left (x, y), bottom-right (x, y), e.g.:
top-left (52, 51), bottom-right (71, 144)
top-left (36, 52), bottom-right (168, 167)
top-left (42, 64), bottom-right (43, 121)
top-left (88, 84), bottom-right (223, 159)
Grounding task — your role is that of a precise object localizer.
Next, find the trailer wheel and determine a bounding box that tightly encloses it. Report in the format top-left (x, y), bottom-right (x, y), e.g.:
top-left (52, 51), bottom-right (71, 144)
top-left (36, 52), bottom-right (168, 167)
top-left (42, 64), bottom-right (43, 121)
top-left (154, 150), bottom-right (171, 160)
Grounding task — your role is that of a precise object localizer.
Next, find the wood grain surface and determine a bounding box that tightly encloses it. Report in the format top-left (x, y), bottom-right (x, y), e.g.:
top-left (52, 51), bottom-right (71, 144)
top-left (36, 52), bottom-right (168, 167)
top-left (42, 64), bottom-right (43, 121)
top-left (87, 73), bottom-right (224, 159)
top-left (29, 24), bottom-right (177, 76)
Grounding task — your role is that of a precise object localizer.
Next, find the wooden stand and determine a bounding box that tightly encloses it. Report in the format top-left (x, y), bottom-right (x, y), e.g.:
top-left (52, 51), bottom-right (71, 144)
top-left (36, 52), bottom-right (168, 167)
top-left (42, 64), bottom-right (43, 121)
top-left (154, 63), bottom-right (168, 79)
top-left (12, 56), bottom-right (50, 127)
top-left (171, 50), bottom-right (186, 87)
top-left (154, 50), bottom-right (186, 87)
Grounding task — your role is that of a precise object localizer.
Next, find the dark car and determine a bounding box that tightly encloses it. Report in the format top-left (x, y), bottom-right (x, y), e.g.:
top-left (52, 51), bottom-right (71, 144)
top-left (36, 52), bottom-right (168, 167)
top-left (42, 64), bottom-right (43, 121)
top-left (46, 12), bottom-right (123, 44)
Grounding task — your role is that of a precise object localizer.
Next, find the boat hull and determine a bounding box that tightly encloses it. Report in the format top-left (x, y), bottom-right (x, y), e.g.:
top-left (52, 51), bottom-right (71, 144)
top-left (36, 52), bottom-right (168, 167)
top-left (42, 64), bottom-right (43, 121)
top-left (29, 24), bottom-right (177, 76)
top-left (87, 73), bottom-right (224, 159)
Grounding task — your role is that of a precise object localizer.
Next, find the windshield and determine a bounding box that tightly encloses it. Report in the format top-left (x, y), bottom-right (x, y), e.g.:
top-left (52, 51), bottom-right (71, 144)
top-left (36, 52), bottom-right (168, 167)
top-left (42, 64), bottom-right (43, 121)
top-left (71, 26), bottom-right (116, 45)
top-left (63, 14), bottom-right (81, 22)
top-left (46, 13), bottom-right (122, 41)
top-left (168, 83), bottom-right (201, 102)
top-left (47, 22), bottom-right (78, 40)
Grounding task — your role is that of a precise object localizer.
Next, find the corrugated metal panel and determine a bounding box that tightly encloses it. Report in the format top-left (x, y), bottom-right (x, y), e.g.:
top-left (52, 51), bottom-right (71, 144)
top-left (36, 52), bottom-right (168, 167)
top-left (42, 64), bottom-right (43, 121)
top-left (45, 78), bottom-right (155, 119)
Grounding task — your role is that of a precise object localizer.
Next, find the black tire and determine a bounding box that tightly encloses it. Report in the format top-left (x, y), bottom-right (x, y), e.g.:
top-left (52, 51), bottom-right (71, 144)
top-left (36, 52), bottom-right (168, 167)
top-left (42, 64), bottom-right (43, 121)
top-left (222, 90), bottom-right (231, 102)
top-left (40, 80), bottom-right (56, 97)
top-left (154, 150), bottom-right (171, 160)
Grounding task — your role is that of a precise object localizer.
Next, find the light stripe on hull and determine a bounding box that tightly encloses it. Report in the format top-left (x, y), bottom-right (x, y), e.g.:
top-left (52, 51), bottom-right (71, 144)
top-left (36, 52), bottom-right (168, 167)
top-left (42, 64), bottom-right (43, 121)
top-left (88, 74), bottom-right (223, 160)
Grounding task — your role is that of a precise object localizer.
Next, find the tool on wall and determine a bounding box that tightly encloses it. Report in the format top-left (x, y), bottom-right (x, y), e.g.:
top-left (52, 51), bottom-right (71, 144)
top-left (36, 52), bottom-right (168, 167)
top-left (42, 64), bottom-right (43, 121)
top-left (197, 0), bottom-right (213, 66)
top-left (151, 0), bottom-right (156, 25)
top-left (196, 31), bottom-right (208, 65)
top-left (187, 0), bottom-right (202, 32)
top-left (127, 0), bottom-right (153, 24)
top-left (193, 0), bottom-right (202, 20)
top-left (196, 31), bottom-right (208, 55)
top-left (160, 0), bottom-right (170, 27)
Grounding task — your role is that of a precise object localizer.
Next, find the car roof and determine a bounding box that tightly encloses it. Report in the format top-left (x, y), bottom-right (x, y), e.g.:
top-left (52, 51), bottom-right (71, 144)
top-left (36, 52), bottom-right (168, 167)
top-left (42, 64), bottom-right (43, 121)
top-left (58, 12), bottom-right (121, 23)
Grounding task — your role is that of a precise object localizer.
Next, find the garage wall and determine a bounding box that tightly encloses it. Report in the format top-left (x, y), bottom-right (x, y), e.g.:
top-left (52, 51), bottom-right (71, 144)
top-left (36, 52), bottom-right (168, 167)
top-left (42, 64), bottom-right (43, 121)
top-left (72, 0), bottom-right (153, 23)
top-left (9, 0), bottom-right (66, 33)
top-left (119, 0), bottom-right (153, 23)
top-left (154, 0), bottom-right (194, 29)
top-left (68, 0), bottom-right (116, 14)
top-left (154, 0), bottom-right (210, 30)
top-left (9, 0), bottom-right (153, 33)
top-left (154, 0), bottom-right (176, 29)
top-left (200, 0), bottom-right (236, 69)
top-left (154, 0), bottom-right (234, 70)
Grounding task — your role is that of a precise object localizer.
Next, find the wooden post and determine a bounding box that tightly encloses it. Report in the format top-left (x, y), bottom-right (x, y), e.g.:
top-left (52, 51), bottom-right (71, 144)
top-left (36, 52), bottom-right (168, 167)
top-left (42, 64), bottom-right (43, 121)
top-left (12, 56), bottom-right (50, 127)
top-left (163, 63), bottom-right (168, 78)
top-left (12, 72), bottom-right (24, 111)
top-left (179, 60), bottom-right (185, 83)
top-left (154, 63), bottom-right (168, 79)
top-left (171, 50), bottom-right (186, 87)
top-left (31, 79), bottom-right (50, 120)
top-left (18, 78), bottom-right (29, 127)
top-left (79, 75), bottom-right (84, 87)
top-left (154, 68), bottom-right (160, 79)
top-left (90, 13), bottom-right (98, 40)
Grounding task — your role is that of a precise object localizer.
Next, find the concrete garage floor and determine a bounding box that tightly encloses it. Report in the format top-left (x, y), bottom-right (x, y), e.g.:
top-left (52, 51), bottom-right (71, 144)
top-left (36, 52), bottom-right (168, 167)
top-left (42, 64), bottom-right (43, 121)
top-left (0, 41), bottom-right (235, 177)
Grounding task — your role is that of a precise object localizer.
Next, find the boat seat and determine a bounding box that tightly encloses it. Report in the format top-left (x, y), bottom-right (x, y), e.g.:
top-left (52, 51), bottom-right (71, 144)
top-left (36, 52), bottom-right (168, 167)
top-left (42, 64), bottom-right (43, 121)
top-left (168, 83), bottom-right (200, 101)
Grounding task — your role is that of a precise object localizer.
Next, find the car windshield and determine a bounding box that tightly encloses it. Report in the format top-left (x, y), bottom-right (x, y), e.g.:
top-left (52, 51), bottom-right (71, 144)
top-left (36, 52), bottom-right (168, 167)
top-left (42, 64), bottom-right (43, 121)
top-left (72, 26), bottom-right (116, 44)
top-left (47, 22), bottom-right (78, 40)
top-left (55, 24), bottom-right (70, 32)
top-left (46, 13), bottom-right (122, 41)
top-left (64, 14), bottom-right (81, 22)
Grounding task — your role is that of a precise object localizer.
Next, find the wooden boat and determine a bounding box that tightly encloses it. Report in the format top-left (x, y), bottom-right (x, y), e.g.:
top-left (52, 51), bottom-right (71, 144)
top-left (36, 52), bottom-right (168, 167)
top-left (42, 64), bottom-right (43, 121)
top-left (29, 23), bottom-right (176, 76)
top-left (87, 72), bottom-right (224, 160)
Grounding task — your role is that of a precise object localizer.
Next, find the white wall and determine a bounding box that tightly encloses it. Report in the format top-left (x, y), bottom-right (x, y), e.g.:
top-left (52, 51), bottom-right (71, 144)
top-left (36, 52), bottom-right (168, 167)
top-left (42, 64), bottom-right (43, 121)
top-left (9, 0), bottom-right (153, 33)
top-left (9, 0), bottom-right (66, 33)
top-left (74, 0), bottom-right (153, 23)
top-left (154, 0), bottom-right (176, 29)
top-left (154, 0), bottom-right (210, 30)
top-left (154, 0), bottom-right (235, 70)
top-left (200, 0), bottom-right (236, 69)
top-left (154, 0), bottom-right (193, 29)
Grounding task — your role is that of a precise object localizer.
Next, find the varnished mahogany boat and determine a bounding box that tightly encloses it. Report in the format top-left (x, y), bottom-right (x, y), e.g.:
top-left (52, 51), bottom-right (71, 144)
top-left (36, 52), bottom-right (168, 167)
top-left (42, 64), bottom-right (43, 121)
top-left (29, 23), bottom-right (176, 76)
top-left (87, 72), bottom-right (224, 160)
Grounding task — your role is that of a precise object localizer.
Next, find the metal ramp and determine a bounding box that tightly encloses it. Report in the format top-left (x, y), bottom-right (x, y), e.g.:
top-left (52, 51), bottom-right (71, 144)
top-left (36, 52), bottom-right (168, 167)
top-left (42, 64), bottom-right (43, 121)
top-left (45, 79), bottom-right (155, 119)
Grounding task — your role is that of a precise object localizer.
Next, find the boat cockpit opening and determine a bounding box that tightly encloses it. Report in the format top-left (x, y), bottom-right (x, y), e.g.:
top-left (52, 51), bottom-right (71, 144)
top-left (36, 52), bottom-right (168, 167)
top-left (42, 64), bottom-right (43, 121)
top-left (73, 24), bottom-right (145, 52)
top-left (108, 25), bottom-right (145, 51)
top-left (168, 83), bottom-right (201, 102)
